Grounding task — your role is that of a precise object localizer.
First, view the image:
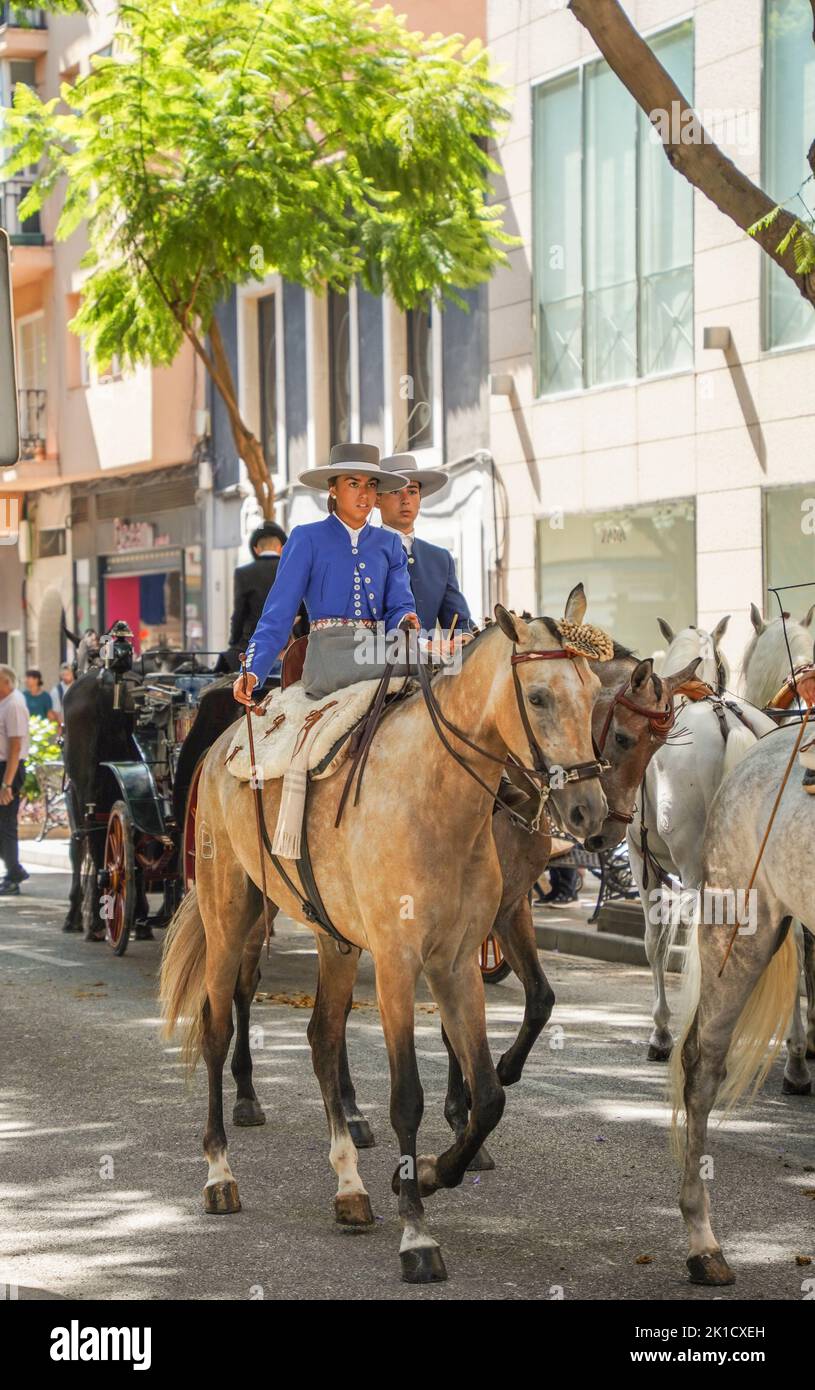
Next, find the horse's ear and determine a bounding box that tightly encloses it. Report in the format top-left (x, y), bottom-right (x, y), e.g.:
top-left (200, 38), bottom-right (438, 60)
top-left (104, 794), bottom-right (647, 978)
top-left (664, 656), bottom-right (702, 695)
top-left (494, 605), bottom-right (529, 644)
top-left (564, 582), bottom-right (587, 625)
top-left (630, 658), bottom-right (654, 692)
top-left (750, 602), bottom-right (766, 635)
top-left (711, 614), bottom-right (730, 644)
top-left (657, 617), bottom-right (674, 645)
top-left (802, 604), bottom-right (815, 630)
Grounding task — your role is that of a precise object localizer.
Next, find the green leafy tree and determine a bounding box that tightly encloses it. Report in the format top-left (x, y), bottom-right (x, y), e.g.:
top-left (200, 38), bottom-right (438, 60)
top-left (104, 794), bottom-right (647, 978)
top-left (1, 0), bottom-right (513, 514)
top-left (22, 715), bottom-right (62, 801)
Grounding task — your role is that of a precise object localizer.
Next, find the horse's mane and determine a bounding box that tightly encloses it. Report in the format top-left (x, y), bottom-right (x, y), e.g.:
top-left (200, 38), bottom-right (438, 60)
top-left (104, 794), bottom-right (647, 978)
top-left (742, 616), bottom-right (814, 707)
top-left (459, 614), bottom-right (562, 667)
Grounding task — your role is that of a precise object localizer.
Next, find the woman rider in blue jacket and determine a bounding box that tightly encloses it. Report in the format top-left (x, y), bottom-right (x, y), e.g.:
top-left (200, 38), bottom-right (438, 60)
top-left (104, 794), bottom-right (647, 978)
top-left (234, 444), bottom-right (428, 705)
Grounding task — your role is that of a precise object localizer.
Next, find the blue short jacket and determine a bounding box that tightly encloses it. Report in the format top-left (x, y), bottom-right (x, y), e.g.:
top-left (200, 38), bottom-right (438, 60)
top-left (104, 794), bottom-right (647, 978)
top-left (245, 514), bottom-right (416, 684)
top-left (407, 536), bottom-right (475, 634)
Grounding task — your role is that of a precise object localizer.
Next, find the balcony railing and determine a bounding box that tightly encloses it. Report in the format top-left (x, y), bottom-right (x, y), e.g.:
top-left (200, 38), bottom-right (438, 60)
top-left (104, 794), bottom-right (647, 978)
top-left (0, 7), bottom-right (47, 28)
top-left (0, 178), bottom-right (43, 244)
top-left (18, 387), bottom-right (46, 459)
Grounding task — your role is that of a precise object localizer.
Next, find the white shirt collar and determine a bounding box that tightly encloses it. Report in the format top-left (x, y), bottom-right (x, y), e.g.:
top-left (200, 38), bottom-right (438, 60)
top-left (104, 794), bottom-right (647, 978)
top-left (335, 516), bottom-right (365, 546)
top-left (382, 523), bottom-right (414, 555)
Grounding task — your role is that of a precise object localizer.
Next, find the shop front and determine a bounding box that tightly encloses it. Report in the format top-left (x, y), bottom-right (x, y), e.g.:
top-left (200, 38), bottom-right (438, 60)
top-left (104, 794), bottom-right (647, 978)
top-left (70, 466), bottom-right (206, 655)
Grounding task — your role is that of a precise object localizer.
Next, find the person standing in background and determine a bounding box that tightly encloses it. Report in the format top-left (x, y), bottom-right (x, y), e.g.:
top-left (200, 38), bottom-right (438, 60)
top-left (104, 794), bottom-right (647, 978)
top-left (23, 669), bottom-right (52, 720)
top-left (216, 522), bottom-right (308, 676)
top-left (0, 665), bottom-right (30, 897)
top-left (376, 455), bottom-right (477, 636)
top-left (49, 663), bottom-right (75, 727)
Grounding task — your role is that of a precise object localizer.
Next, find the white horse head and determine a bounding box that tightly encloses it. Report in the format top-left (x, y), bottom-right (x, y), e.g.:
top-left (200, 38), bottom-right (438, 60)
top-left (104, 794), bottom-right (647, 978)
top-left (657, 615), bottom-right (730, 693)
top-left (741, 602), bottom-right (815, 707)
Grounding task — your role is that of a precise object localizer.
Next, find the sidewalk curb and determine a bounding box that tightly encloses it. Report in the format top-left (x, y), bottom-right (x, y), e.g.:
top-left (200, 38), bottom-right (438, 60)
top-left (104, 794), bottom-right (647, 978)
top-left (534, 920), bottom-right (685, 972)
top-left (20, 840), bottom-right (71, 871)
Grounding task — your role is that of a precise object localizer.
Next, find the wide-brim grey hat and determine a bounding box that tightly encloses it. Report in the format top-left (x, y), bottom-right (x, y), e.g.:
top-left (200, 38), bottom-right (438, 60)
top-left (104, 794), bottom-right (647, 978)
top-left (379, 453), bottom-right (448, 497)
top-left (299, 442), bottom-right (409, 493)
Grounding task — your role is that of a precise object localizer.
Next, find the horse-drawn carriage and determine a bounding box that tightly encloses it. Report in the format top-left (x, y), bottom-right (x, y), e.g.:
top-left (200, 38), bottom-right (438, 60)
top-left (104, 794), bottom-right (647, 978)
top-left (64, 624), bottom-right (240, 954)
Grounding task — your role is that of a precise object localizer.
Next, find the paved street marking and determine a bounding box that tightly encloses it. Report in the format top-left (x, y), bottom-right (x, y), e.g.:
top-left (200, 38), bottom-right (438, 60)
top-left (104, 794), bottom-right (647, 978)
top-left (0, 945), bottom-right (81, 968)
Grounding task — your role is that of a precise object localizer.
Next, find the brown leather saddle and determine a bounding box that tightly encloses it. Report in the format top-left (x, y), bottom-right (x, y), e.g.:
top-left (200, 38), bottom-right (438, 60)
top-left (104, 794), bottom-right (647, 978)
top-left (281, 635), bottom-right (308, 690)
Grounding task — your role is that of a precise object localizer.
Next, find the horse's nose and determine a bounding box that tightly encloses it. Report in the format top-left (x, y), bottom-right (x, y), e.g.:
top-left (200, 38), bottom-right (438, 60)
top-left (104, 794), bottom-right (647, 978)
top-left (567, 802), bottom-right (590, 835)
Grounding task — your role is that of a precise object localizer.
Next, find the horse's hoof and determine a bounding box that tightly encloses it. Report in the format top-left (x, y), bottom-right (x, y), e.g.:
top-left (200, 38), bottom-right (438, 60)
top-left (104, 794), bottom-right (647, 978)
top-left (62, 920), bottom-right (81, 933)
top-left (466, 1145), bottom-right (495, 1172)
top-left (84, 930), bottom-right (105, 943)
top-left (334, 1192), bottom-right (374, 1227)
top-left (686, 1252), bottom-right (735, 1286)
top-left (647, 1042), bottom-right (673, 1062)
top-left (233, 1098), bottom-right (266, 1126)
top-left (348, 1118), bottom-right (375, 1149)
top-left (782, 1076), bottom-right (812, 1096)
top-left (400, 1245), bottom-right (447, 1284)
top-left (134, 925), bottom-right (154, 941)
top-left (204, 1180), bottom-right (241, 1215)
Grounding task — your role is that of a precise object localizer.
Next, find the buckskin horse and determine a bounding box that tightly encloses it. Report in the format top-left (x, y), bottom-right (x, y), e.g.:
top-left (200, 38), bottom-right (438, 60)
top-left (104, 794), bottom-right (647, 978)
top-left (160, 602), bottom-right (608, 1283)
top-left (317, 592), bottom-right (702, 1163)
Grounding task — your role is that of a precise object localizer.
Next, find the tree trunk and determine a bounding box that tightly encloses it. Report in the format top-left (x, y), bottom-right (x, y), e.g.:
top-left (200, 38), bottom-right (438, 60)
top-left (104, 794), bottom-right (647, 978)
top-left (569, 0), bottom-right (815, 307)
top-left (204, 316), bottom-right (275, 519)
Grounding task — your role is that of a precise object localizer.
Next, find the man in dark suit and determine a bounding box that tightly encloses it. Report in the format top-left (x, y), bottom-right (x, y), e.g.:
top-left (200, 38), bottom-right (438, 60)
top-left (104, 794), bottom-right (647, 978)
top-left (377, 454), bottom-right (476, 635)
top-left (216, 522), bottom-right (308, 675)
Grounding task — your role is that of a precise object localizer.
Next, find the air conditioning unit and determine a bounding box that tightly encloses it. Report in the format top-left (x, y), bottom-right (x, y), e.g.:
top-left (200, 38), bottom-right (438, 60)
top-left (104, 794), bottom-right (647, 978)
top-left (17, 519), bottom-right (32, 563)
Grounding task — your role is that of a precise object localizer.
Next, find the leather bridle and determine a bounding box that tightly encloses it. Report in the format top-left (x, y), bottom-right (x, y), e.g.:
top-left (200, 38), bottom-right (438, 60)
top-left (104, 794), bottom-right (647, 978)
top-left (595, 676), bottom-right (676, 826)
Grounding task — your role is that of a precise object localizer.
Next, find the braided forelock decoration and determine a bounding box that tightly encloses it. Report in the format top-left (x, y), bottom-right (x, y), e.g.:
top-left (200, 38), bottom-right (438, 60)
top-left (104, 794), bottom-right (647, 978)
top-left (555, 619), bottom-right (615, 662)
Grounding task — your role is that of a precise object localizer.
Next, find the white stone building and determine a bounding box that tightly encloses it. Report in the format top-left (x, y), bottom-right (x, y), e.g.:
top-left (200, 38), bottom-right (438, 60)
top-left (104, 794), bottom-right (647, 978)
top-left (488, 0), bottom-right (815, 676)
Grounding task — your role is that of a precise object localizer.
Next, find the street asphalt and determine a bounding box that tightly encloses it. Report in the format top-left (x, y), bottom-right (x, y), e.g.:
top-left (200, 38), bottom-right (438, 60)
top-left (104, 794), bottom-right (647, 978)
top-left (0, 865), bottom-right (813, 1302)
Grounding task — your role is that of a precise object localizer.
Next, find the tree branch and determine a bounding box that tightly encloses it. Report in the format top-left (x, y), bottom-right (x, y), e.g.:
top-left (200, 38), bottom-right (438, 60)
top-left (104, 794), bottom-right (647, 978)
top-left (569, 0), bottom-right (815, 304)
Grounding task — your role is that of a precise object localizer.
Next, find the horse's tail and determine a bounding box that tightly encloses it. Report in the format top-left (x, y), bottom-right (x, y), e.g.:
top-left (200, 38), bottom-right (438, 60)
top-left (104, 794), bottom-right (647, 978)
top-left (722, 720), bottom-right (758, 779)
top-left (670, 910), bottom-right (799, 1157)
top-left (160, 886), bottom-right (208, 1070)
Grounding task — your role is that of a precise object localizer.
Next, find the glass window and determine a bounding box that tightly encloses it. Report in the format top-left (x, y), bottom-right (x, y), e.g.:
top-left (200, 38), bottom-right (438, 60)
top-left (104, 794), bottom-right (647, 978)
top-left (763, 0), bottom-right (815, 350)
top-left (328, 289), bottom-right (351, 445)
top-left (406, 307), bottom-right (434, 449)
top-left (764, 484), bottom-right (815, 610)
top-left (258, 293), bottom-right (277, 472)
top-left (533, 72), bottom-right (583, 393)
top-left (639, 26), bottom-right (695, 377)
top-left (537, 499), bottom-right (696, 657)
top-left (533, 21), bottom-right (693, 394)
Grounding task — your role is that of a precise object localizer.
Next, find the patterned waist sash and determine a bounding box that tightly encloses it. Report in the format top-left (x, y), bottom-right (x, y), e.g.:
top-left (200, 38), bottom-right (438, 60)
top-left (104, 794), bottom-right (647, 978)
top-left (311, 618), bottom-right (376, 632)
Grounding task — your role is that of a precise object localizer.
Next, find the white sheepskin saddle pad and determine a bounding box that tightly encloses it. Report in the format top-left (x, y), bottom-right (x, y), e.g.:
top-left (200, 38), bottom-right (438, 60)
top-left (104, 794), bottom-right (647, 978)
top-left (224, 675), bottom-right (408, 783)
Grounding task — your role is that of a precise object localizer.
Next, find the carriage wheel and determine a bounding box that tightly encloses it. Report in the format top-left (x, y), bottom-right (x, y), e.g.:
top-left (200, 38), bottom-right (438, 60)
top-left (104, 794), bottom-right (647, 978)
top-left (480, 932), bottom-right (511, 985)
top-left (102, 801), bottom-right (136, 956)
top-left (182, 754), bottom-right (206, 892)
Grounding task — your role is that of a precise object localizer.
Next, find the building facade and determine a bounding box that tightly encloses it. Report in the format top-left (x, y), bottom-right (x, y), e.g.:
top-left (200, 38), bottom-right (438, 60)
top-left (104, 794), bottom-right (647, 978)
top-left (0, 3), bottom-right (206, 684)
top-left (488, 0), bottom-right (815, 676)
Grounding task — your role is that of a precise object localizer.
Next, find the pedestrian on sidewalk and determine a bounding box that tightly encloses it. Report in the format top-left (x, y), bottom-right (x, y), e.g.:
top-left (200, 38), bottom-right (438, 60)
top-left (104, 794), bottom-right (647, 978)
top-left (49, 663), bottom-right (75, 728)
top-left (23, 669), bottom-right (52, 720)
top-left (0, 664), bottom-right (30, 897)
